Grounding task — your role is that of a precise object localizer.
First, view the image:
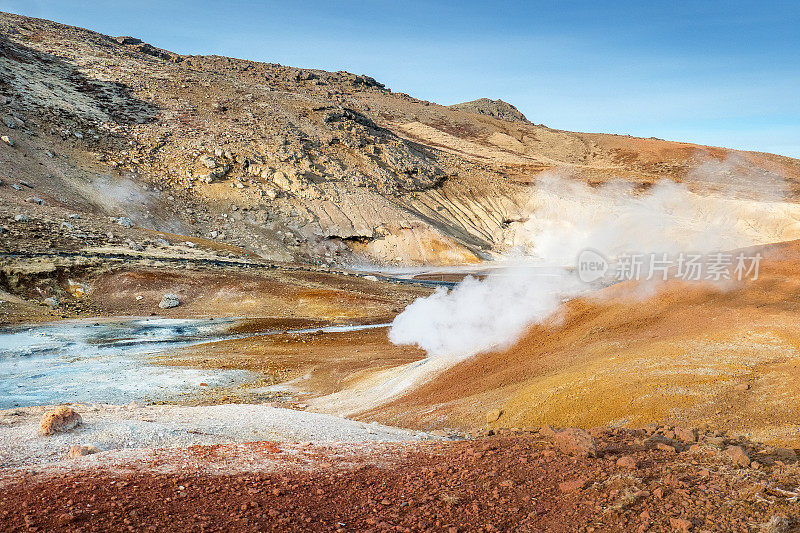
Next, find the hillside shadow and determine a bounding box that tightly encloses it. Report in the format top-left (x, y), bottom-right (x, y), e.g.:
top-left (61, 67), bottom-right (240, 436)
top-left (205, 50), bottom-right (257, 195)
top-left (0, 35), bottom-right (159, 125)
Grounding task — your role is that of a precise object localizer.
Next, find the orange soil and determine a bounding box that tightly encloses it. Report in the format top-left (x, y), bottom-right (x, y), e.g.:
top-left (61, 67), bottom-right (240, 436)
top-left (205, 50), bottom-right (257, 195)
top-left (88, 267), bottom-right (428, 324)
top-left (363, 240), bottom-right (800, 446)
top-left (162, 326), bottom-right (425, 398)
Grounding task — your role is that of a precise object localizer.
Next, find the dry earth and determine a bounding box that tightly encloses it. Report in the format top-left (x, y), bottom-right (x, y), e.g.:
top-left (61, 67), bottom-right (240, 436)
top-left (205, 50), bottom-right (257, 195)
top-left (3, 428), bottom-right (800, 532)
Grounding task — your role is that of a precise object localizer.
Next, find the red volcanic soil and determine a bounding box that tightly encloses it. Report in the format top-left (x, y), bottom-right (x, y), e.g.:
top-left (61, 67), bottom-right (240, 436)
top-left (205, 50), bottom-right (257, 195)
top-left (2, 428), bottom-right (798, 532)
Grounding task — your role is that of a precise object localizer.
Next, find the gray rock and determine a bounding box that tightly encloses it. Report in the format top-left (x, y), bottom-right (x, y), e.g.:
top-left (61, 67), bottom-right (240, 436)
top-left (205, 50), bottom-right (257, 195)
top-left (199, 155), bottom-right (217, 169)
top-left (158, 293), bottom-right (180, 309)
top-left (116, 217), bottom-right (133, 228)
top-left (13, 214), bottom-right (29, 222)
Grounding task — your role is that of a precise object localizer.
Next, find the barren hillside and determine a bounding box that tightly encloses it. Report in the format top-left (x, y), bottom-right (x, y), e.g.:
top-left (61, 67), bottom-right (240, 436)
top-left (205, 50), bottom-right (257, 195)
top-left (2, 11), bottom-right (799, 266)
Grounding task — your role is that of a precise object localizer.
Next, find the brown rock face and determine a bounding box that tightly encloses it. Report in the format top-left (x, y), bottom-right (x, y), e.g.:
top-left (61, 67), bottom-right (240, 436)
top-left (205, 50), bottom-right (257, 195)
top-left (68, 445), bottom-right (100, 459)
top-left (552, 428), bottom-right (597, 457)
top-left (40, 407), bottom-right (82, 436)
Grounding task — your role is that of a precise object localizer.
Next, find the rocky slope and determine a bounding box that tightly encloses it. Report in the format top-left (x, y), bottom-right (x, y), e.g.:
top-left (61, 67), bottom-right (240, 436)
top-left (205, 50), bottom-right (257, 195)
top-left (2, 11), bottom-right (799, 266)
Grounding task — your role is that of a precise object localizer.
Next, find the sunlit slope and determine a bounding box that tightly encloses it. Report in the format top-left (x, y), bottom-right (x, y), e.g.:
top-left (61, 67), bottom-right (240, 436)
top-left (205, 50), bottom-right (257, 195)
top-left (364, 239), bottom-right (800, 446)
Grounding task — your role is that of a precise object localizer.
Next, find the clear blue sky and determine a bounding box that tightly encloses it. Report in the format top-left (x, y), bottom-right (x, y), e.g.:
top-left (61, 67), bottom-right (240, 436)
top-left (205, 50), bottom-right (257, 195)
top-left (4, 1), bottom-right (800, 158)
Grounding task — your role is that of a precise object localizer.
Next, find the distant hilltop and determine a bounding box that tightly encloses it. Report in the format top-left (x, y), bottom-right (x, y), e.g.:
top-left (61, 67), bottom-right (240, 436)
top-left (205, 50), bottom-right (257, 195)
top-left (449, 98), bottom-right (531, 124)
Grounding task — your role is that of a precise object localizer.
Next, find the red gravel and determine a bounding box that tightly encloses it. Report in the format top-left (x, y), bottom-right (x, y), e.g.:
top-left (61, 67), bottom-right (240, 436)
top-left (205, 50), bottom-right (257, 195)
top-left (1, 428), bottom-right (798, 532)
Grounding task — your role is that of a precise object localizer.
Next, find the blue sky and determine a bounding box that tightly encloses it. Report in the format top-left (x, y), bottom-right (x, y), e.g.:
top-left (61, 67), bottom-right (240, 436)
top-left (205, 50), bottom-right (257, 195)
top-left (4, 1), bottom-right (800, 157)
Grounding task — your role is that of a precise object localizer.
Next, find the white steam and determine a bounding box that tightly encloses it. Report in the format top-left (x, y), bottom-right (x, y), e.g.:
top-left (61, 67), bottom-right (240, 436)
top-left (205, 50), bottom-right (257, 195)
top-left (389, 158), bottom-right (800, 360)
top-left (77, 174), bottom-right (185, 233)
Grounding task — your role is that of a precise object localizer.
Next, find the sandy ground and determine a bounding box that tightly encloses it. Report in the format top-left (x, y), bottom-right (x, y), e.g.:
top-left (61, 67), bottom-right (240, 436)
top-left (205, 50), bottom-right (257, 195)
top-left (0, 403), bottom-right (433, 470)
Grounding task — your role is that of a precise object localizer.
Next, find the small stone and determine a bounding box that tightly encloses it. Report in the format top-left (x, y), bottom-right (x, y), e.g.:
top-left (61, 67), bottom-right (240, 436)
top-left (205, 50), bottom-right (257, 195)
top-left (616, 455), bottom-right (638, 469)
top-left (68, 445), bottom-right (99, 459)
top-left (675, 427), bottom-right (698, 443)
top-left (553, 428), bottom-right (597, 457)
top-left (199, 155), bottom-right (217, 169)
top-left (485, 409), bottom-right (502, 424)
top-left (1, 135), bottom-right (14, 146)
top-left (725, 445), bottom-right (750, 467)
top-left (656, 442), bottom-right (677, 453)
top-left (539, 425), bottom-right (557, 437)
top-left (159, 294), bottom-right (180, 309)
top-left (13, 214), bottom-right (29, 222)
top-left (558, 478), bottom-right (588, 493)
top-left (40, 407), bottom-right (82, 435)
top-left (669, 517), bottom-right (692, 532)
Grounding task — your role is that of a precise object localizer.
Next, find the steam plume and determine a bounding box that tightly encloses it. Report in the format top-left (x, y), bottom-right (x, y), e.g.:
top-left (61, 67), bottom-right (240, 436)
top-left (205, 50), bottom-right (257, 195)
top-left (389, 158), bottom-right (800, 359)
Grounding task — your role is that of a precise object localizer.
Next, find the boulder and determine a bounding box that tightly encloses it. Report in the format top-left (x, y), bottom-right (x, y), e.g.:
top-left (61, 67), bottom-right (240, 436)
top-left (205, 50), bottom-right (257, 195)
top-left (552, 428), bottom-right (597, 457)
top-left (40, 407), bottom-right (82, 435)
top-left (159, 293), bottom-right (180, 309)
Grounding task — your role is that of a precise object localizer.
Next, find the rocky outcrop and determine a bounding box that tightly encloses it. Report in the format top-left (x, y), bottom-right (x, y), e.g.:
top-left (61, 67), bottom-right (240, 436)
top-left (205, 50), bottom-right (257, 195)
top-left (40, 407), bottom-right (82, 435)
top-left (449, 98), bottom-right (532, 124)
